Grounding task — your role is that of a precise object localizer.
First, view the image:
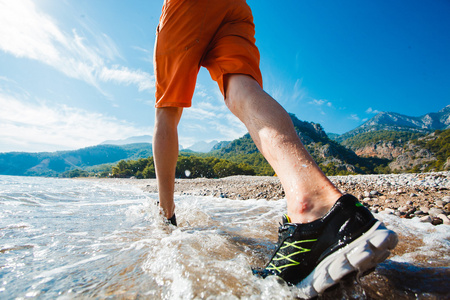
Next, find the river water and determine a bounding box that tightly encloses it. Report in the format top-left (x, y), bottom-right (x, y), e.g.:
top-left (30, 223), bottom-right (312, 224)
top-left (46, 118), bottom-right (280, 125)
top-left (0, 176), bottom-right (449, 299)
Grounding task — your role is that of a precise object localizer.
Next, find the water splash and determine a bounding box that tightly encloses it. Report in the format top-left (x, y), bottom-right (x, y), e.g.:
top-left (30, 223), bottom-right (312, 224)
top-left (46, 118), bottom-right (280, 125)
top-left (0, 176), bottom-right (448, 299)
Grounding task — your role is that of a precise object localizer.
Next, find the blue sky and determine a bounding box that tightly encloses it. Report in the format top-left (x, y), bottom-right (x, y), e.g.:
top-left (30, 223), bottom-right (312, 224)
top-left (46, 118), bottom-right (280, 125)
top-left (0, 0), bottom-right (449, 152)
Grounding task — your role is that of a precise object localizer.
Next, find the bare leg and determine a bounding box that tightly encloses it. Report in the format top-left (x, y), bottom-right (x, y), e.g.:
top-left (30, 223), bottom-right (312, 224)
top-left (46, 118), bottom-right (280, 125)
top-left (153, 107), bottom-right (183, 219)
top-left (225, 75), bottom-right (342, 223)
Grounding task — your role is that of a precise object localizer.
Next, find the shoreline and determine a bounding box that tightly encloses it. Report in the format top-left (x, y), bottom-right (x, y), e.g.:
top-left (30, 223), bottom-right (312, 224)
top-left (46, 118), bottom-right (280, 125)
top-left (80, 172), bottom-right (450, 225)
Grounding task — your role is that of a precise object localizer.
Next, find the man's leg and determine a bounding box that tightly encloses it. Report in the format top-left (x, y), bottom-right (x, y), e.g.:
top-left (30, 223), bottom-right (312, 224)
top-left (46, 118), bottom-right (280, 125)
top-left (224, 74), bottom-right (342, 223)
top-left (153, 107), bottom-right (183, 220)
top-left (226, 75), bottom-right (397, 297)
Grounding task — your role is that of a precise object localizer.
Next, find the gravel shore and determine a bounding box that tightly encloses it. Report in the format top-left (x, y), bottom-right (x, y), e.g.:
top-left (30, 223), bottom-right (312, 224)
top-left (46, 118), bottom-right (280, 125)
top-left (96, 171), bottom-right (450, 226)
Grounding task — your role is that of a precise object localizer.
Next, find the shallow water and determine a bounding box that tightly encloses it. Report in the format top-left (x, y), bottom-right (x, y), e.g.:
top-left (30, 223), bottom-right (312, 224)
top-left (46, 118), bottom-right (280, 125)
top-left (0, 176), bottom-right (449, 299)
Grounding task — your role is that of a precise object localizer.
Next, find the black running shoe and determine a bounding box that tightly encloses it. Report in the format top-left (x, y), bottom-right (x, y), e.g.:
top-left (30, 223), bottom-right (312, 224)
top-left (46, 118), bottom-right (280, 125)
top-left (167, 213), bottom-right (177, 226)
top-left (252, 194), bottom-right (398, 298)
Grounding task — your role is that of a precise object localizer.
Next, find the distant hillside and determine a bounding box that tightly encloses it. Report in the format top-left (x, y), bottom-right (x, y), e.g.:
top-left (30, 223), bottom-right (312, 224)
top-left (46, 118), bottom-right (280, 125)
top-left (207, 114), bottom-right (387, 175)
top-left (388, 129), bottom-right (450, 172)
top-left (4, 107), bottom-right (447, 178)
top-left (211, 141), bottom-right (231, 151)
top-left (101, 135), bottom-right (152, 145)
top-left (185, 140), bottom-right (219, 153)
top-left (327, 133), bottom-right (341, 140)
top-left (337, 105), bottom-right (450, 143)
top-left (0, 143), bottom-right (152, 177)
top-left (341, 130), bottom-right (425, 159)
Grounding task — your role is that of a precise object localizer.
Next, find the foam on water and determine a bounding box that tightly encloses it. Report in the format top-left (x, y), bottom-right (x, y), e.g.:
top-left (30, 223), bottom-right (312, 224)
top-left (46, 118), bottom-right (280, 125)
top-left (377, 213), bottom-right (450, 266)
top-left (0, 176), bottom-right (449, 299)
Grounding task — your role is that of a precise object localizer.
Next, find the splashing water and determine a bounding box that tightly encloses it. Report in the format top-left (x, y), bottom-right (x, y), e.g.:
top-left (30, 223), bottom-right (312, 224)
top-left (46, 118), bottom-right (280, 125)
top-left (0, 176), bottom-right (449, 299)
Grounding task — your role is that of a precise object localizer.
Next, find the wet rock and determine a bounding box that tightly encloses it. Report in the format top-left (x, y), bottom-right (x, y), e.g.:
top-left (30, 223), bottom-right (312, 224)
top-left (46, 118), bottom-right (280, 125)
top-left (444, 203), bottom-right (450, 213)
top-left (398, 206), bottom-right (409, 213)
top-left (419, 215), bottom-right (432, 223)
top-left (419, 206), bottom-right (430, 214)
top-left (382, 208), bottom-right (395, 215)
top-left (431, 217), bottom-right (443, 226)
top-left (406, 208), bottom-right (416, 215)
top-left (435, 200), bottom-right (445, 208)
top-left (414, 209), bottom-right (426, 216)
top-left (370, 190), bottom-right (379, 196)
top-left (437, 214), bottom-right (450, 225)
top-left (428, 208), bottom-right (445, 217)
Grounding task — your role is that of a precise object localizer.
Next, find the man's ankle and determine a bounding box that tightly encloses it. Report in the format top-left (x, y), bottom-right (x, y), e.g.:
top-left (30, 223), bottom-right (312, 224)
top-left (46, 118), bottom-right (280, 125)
top-left (288, 191), bottom-right (342, 223)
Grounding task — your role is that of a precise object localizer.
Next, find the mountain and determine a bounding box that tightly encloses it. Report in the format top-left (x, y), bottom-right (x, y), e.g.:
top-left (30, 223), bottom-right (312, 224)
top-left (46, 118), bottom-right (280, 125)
top-left (336, 105), bottom-right (450, 143)
top-left (209, 113), bottom-right (384, 175)
top-left (340, 131), bottom-right (426, 160)
top-left (185, 140), bottom-right (219, 153)
top-left (101, 135), bottom-right (152, 145)
top-left (0, 143), bottom-right (152, 177)
top-left (3, 106), bottom-right (447, 177)
top-left (211, 141), bottom-right (231, 151)
top-left (388, 129), bottom-right (450, 172)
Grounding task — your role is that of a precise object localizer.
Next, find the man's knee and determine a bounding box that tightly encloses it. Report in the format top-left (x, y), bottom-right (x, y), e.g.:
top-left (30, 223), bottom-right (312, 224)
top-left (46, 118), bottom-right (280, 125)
top-left (154, 107), bottom-right (183, 129)
top-left (224, 74), bottom-right (261, 113)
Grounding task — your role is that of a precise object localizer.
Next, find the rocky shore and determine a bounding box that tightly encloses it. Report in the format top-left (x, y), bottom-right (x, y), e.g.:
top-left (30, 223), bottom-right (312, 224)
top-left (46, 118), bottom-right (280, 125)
top-left (101, 171), bottom-right (450, 226)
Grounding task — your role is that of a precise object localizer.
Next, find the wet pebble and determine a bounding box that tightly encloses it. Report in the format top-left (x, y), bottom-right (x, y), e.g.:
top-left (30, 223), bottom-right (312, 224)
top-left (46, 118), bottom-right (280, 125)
top-left (370, 190), bottom-right (379, 196)
top-left (444, 203), bottom-right (450, 213)
top-left (435, 200), bottom-right (445, 208)
top-left (420, 206), bottom-right (430, 214)
top-left (398, 206), bottom-right (409, 213)
top-left (419, 215), bottom-right (432, 223)
top-left (382, 208), bottom-right (395, 215)
top-left (437, 214), bottom-right (450, 225)
top-left (428, 208), bottom-right (445, 217)
top-left (431, 217), bottom-right (443, 226)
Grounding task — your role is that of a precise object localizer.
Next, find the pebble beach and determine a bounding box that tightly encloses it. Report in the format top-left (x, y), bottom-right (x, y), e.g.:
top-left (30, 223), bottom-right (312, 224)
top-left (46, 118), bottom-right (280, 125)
top-left (130, 171), bottom-right (450, 226)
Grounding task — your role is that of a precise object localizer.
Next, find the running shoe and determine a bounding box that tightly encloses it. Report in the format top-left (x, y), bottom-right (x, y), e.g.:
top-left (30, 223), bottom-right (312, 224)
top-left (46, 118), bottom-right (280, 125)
top-left (167, 213), bottom-right (177, 226)
top-left (252, 194), bottom-right (398, 298)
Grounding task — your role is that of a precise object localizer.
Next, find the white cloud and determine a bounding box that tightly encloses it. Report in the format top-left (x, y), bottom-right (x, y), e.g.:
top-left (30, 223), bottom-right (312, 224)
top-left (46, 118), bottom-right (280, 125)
top-left (100, 66), bottom-right (154, 92)
top-left (348, 114), bottom-right (360, 121)
top-left (0, 92), bottom-right (150, 152)
top-left (308, 99), bottom-right (333, 107)
top-left (366, 107), bottom-right (380, 114)
top-left (310, 99), bottom-right (326, 105)
top-left (195, 89), bottom-right (208, 98)
top-left (292, 79), bottom-right (306, 101)
top-left (0, 0), bottom-right (152, 94)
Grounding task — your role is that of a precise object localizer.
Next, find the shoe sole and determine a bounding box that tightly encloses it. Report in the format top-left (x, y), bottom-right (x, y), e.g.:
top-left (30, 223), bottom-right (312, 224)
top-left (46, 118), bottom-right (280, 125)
top-left (295, 220), bottom-right (398, 299)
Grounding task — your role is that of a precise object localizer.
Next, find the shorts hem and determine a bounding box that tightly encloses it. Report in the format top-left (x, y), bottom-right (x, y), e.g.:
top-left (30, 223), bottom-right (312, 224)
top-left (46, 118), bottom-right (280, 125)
top-left (155, 102), bottom-right (192, 108)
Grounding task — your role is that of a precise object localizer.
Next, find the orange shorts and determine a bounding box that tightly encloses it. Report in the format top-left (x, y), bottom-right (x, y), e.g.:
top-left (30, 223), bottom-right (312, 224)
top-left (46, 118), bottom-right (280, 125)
top-left (154, 0), bottom-right (263, 108)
